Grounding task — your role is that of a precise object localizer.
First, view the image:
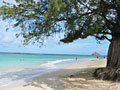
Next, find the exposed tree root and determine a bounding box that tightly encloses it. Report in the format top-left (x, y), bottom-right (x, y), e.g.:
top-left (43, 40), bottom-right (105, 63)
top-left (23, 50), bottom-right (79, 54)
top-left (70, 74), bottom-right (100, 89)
top-left (93, 68), bottom-right (120, 81)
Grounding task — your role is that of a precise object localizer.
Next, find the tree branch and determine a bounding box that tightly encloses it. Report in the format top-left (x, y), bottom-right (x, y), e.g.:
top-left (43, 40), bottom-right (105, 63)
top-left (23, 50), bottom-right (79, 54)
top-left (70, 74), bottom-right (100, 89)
top-left (93, 34), bottom-right (112, 42)
top-left (105, 36), bottom-right (112, 42)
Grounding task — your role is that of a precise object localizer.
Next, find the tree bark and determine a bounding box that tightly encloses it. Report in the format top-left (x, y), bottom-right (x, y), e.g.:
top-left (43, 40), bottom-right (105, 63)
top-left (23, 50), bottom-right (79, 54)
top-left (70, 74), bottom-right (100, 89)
top-left (93, 36), bottom-right (120, 81)
top-left (107, 37), bottom-right (120, 68)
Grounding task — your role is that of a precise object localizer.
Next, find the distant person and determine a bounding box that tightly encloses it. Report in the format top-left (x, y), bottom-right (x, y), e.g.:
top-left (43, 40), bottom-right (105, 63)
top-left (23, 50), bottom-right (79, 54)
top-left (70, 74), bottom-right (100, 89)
top-left (97, 56), bottom-right (99, 59)
top-left (20, 59), bottom-right (24, 61)
top-left (76, 57), bottom-right (77, 61)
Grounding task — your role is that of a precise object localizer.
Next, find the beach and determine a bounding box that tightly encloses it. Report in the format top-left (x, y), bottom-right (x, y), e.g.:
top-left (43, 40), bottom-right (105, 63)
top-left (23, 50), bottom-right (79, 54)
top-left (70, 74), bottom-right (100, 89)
top-left (3, 58), bottom-right (120, 90)
top-left (0, 53), bottom-right (99, 88)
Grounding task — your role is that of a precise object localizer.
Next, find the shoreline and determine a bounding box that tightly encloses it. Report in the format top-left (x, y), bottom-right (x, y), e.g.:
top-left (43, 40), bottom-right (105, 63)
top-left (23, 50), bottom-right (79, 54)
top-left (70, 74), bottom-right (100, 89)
top-left (0, 58), bottom-right (91, 89)
top-left (1, 59), bottom-right (120, 90)
top-left (3, 58), bottom-right (120, 90)
top-left (0, 58), bottom-right (92, 88)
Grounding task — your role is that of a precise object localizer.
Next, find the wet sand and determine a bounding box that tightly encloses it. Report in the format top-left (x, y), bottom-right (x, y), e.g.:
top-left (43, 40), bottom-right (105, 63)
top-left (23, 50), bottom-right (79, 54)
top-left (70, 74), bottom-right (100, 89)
top-left (4, 59), bottom-right (120, 90)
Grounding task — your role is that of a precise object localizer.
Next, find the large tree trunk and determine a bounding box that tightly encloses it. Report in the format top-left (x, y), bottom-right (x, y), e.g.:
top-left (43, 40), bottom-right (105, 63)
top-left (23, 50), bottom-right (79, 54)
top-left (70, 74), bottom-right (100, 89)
top-left (93, 37), bottom-right (120, 81)
top-left (107, 37), bottom-right (120, 68)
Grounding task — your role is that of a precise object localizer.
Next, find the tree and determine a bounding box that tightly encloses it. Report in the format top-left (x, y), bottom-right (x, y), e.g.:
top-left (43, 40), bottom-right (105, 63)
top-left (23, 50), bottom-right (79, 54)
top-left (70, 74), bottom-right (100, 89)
top-left (0, 0), bottom-right (120, 81)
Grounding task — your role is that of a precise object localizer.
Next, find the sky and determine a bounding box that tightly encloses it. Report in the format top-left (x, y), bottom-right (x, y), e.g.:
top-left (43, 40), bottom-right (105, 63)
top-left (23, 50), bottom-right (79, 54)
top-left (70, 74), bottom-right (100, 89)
top-left (0, 0), bottom-right (110, 55)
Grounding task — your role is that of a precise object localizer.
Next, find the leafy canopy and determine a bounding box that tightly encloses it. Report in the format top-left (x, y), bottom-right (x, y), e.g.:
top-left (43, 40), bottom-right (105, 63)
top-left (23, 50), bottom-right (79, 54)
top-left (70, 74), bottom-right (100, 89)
top-left (0, 0), bottom-right (120, 45)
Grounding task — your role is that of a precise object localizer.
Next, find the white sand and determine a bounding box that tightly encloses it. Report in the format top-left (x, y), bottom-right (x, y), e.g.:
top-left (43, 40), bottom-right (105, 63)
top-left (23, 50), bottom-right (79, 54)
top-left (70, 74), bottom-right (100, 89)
top-left (3, 59), bottom-right (120, 90)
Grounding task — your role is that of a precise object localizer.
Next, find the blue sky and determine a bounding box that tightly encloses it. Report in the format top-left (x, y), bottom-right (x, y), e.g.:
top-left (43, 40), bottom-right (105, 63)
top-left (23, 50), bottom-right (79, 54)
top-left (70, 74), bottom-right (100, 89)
top-left (0, 0), bottom-right (110, 55)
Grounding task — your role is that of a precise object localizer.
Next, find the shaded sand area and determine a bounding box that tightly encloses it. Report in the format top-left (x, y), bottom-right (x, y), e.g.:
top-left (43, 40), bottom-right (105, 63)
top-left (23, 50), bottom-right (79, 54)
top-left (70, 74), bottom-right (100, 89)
top-left (4, 59), bottom-right (120, 90)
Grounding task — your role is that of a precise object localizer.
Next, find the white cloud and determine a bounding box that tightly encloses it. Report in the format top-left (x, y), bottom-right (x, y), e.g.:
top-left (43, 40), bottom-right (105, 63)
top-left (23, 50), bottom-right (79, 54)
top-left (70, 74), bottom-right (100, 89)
top-left (0, 34), bottom-right (2, 40)
top-left (43, 33), bottom-right (64, 46)
top-left (2, 36), bottom-right (13, 43)
top-left (0, 28), bottom-right (22, 47)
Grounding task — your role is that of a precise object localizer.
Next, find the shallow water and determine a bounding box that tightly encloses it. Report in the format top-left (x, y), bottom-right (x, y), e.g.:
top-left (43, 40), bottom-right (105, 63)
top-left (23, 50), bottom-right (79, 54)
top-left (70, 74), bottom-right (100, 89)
top-left (0, 53), bottom-right (104, 87)
top-left (0, 53), bottom-right (101, 69)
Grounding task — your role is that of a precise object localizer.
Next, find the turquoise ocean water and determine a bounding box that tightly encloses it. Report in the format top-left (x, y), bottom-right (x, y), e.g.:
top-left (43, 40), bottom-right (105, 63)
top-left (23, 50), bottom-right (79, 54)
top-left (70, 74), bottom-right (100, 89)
top-left (0, 53), bottom-right (104, 87)
top-left (0, 53), bottom-right (102, 69)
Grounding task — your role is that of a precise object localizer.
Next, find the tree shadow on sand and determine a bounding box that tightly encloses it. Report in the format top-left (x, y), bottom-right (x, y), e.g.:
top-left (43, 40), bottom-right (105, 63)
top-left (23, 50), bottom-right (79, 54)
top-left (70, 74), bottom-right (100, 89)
top-left (29, 68), bottom-right (117, 90)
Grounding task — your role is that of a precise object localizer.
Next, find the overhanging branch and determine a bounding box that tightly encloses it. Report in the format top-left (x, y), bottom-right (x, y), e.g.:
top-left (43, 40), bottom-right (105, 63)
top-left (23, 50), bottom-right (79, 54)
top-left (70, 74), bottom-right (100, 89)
top-left (93, 35), bottom-right (112, 42)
